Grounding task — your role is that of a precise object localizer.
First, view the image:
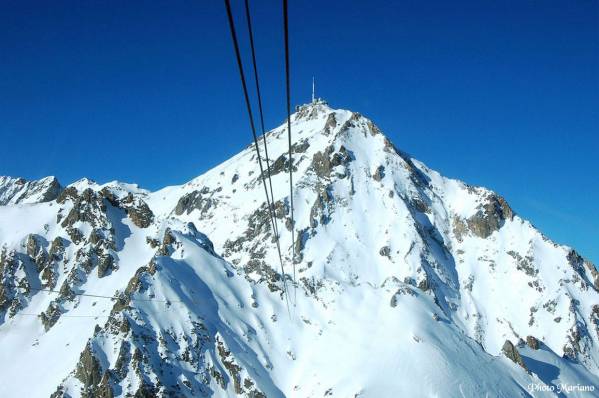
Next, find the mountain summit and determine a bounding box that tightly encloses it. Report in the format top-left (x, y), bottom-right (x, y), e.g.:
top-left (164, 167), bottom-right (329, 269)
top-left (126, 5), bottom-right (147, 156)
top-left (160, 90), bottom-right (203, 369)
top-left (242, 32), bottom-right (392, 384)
top-left (0, 102), bottom-right (597, 397)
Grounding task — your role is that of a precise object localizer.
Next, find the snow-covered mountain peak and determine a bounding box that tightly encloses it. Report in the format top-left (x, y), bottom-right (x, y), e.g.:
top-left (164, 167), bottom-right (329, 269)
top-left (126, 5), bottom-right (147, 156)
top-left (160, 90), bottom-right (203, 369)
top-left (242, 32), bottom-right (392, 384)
top-left (65, 178), bottom-right (149, 199)
top-left (1, 103), bottom-right (598, 397)
top-left (0, 175), bottom-right (62, 205)
top-left (292, 98), bottom-right (335, 122)
top-left (152, 101), bottom-right (598, 363)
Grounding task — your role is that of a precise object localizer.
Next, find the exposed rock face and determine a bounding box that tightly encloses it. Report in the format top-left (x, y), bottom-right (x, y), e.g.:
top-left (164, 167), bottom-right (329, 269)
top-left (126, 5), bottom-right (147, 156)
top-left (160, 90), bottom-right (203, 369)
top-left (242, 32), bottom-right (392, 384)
top-left (97, 254), bottom-right (114, 278)
top-left (452, 215), bottom-right (468, 242)
top-left (75, 343), bottom-right (103, 394)
top-left (159, 228), bottom-right (176, 256)
top-left (26, 234), bottom-right (40, 258)
top-left (502, 340), bottom-right (528, 371)
top-left (268, 154), bottom-right (293, 177)
top-left (567, 249), bottom-right (599, 291)
top-left (323, 113), bottom-right (337, 135)
top-left (311, 145), bottom-right (352, 179)
top-left (120, 194), bottom-right (154, 228)
top-left (309, 186), bottom-right (334, 228)
top-left (591, 305), bottom-right (599, 340)
top-left (466, 194), bottom-right (514, 239)
top-left (0, 249), bottom-right (24, 319)
top-left (312, 151), bottom-right (332, 178)
top-left (372, 165), bottom-right (385, 181)
top-left (174, 187), bottom-right (215, 217)
top-left (507, 251), bottom-right (537, 277)
top-left (291, 139), bottom-right (310, 154)
top-left (40, 302), bottom-right (63, 331)
top-left (452, 192), bottom-right (514, 240)
top-left (587, 262), bottom-right (599, 290)
top-left (60, 188), bottom-right (108, 229)
top-left (56, 186), bottom-right (78, 204)
top-left (379, 246), bottom-right (391, 258)
top-left (526, 336), bottom-right (540, 350)
top-left (40, 177), bottom-right (63, 202)
top-left (390, 286), bottom-right (416, 307)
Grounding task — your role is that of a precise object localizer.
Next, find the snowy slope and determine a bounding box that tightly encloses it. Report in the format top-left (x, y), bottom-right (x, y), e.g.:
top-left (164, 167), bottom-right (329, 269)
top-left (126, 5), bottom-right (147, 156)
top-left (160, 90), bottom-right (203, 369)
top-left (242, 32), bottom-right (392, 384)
top-left (0, 100), bottom-right (597, 397)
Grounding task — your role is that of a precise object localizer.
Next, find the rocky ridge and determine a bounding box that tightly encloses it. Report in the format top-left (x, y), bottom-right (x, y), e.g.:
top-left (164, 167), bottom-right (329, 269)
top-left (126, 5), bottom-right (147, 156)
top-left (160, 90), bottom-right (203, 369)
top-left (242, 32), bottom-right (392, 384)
top-left (0, 176), bottom-right (62, 205)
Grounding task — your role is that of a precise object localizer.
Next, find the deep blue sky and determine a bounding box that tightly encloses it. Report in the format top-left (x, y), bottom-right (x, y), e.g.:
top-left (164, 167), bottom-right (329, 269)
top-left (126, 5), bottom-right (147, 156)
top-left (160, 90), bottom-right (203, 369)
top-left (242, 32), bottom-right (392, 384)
top-left (0, 1), bottom-right (597, 263)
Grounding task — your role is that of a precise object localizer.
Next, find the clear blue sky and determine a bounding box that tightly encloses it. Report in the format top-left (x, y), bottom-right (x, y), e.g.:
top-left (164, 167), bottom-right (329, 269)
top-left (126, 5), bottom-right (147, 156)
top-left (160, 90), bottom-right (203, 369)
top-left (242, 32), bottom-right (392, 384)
top-left (0, 1), bottom-right (597, 264)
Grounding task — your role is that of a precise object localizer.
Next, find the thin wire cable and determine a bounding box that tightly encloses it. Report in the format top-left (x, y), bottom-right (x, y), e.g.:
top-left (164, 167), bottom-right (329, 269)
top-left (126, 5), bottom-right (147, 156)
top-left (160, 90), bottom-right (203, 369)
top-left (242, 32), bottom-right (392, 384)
top-left (244, 0), bottom-right (278, 221)
top-left (283, 0), bottom-right (297, 303)
top-left (7, 286), bottom-right (194, 320)
top-left (15, 313), bottom-right (111, 318)
top-left (15, 286), bottom-right (180, 304)
top-left (224, 0), bottom-right (290, 314)
top-left (243, 0), bottom-right (286, 294)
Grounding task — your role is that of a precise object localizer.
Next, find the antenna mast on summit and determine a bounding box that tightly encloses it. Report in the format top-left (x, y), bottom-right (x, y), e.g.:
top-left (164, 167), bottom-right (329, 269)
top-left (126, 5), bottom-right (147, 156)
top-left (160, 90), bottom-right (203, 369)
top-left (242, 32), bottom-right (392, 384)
top-left (312, 76), bottom-right (315, 103)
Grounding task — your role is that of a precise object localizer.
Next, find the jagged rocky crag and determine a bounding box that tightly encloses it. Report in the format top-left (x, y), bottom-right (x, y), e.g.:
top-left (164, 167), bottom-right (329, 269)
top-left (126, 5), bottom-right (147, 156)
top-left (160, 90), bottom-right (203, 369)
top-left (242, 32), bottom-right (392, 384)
top-left (0, 176), bottom-right (62, 205)
top-left (0, 101), bottom-right (598, 397)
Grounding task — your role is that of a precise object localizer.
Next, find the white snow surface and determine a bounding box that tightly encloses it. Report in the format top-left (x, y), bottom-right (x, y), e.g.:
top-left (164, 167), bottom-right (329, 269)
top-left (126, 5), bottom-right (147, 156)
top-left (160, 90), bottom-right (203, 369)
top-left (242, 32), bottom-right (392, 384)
top-left (0, 101), bottom-right (598, 397)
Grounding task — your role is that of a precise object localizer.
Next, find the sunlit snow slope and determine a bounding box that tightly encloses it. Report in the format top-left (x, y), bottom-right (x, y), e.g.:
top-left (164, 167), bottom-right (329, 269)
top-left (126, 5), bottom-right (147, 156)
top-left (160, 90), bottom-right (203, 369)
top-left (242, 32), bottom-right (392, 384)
top-left (0, 101), bottom-right (598, 397)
